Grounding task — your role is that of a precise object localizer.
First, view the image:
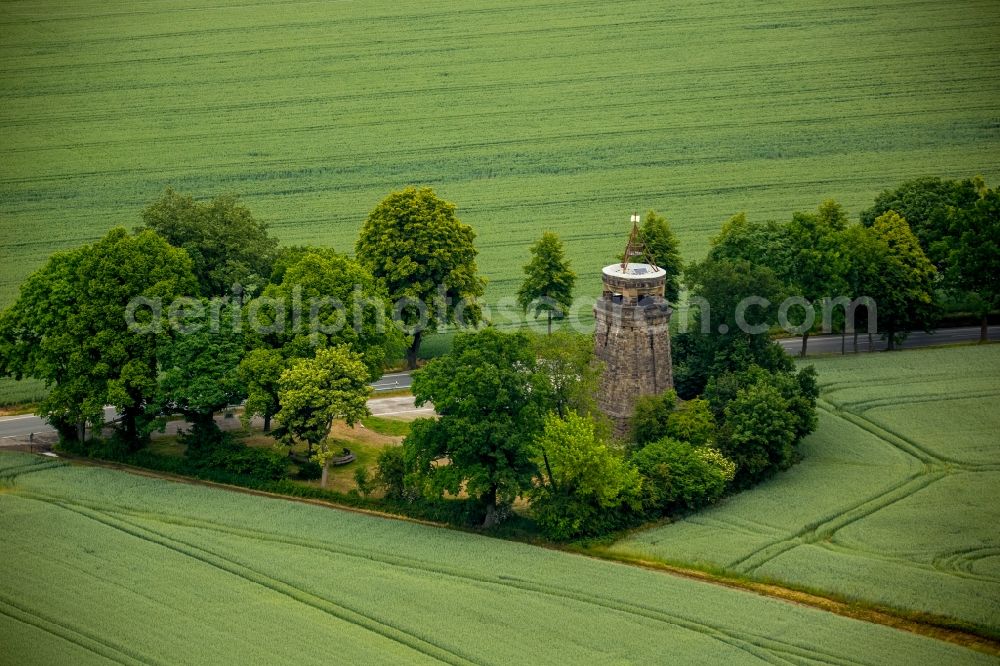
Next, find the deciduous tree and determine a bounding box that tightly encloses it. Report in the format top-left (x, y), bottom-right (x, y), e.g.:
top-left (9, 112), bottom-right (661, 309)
top-left (529, 411), bottom-right (642, 540)
top-left (868, 211), bottom-right (938, 350)
top-left (517, 232), bottom-right (576, 334)
top-left (140, 188), bottom-right (278, 297)
top-left (637, 210), bottom-right (682, 303)
top-left (946, 186), bottom-right (1000, 342)
top-left (861, 176), bottom-right (980, 269)
top-left (155, 302), bottom-right (245, 444)
top-left (356, 187), bottom-right (486, 369)
top-left (405, 329), bottom-right (546, 526)
top-left (238, 348), bottom-right (286, 433)
top-left (274, 346), bottom-right (371, 487)
top-left (248, 250), bottom-right (403, 379)
top-left (0, 228), bottom-right (196, 445)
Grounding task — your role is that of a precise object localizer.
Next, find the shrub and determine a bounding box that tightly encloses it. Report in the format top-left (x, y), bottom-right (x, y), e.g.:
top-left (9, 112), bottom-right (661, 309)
top-left (374, 446), bottom-right (408, 500)
top-left (294, 458), bottom-right (322, 480)
top-left (632, 437), bottom-right (735, 515)
top-left (354, 466), bottom-right (375, 498)
top-left (529, 412), bottom-right (643, 540)
top-left (186, 435), bottom-right (289, 481)
top-left (717, 381), bottom-right (797, 486)
top-left (631, 391), bottom-right (717, 448)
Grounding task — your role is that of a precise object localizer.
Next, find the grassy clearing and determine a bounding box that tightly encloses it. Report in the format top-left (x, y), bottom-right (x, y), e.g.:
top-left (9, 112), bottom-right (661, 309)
top-left (0, 452), bottom-right (994, 665)
top-left (610, 344), bottom-right (1000, 636)
top-left (361, 415), bottom-right (412, 438)
top-left (2, 0), bottom-right (999, 317)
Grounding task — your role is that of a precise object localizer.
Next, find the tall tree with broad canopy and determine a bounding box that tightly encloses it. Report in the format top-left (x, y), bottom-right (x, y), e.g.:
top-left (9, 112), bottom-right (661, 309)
top-left (517, 232), bottom-right (576, 334)
top-left (637, 210), bottom-right (683, 303)
top-left (867, 211), bottom-right (938, 350)
top-left (155, 301), bottom-right (245, 445)
top-left (355, 187), bottom-right (486, 369)
top-left (946, 185), bottom-right (1000, 342)
top-left (238, 348), bottom-right (286, 433)
top-left (139, 188), bottom-right (279, 297)
top-left (783, 200), bottom-right (849, 356)
top-left (274, 346), bottom-right (371, 487)
top-left (861, 176), bottom-right (981, 269)
top-left (674, 255), bottom-right (791, 398)
top-left (528, 330), bottom-right (602, 420)
top-left (247, 249), bottom-right (403, 380)
top-left (0, 228), bottom-right (196, 445)
top-left (405, 329), bottom-right (549, 527)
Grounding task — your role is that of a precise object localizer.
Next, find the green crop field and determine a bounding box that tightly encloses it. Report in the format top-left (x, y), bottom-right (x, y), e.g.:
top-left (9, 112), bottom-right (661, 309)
top-left (610, 344), bottom-right (1000, 636)
top-left (2, 0), bottom-right (1000, 315)
top-left (1, 452), bottom-right (994, 664)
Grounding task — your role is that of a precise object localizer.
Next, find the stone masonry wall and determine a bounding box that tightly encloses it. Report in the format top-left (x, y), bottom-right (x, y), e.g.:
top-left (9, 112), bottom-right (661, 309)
top-left (593, 297), bottom-right (673, 438)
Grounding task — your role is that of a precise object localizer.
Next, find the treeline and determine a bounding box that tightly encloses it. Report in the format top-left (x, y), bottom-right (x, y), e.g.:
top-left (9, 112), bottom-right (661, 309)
top-left (380, 175), bottom-right (999, 540)
top-left (1, 175), bottom-right (996, 541)
top-left (0, 186), bottom-right (485, 480)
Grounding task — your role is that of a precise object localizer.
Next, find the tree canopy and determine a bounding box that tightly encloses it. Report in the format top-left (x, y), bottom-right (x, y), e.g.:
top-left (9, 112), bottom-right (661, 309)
top-left (275, 346), bottom-right (371, 486)
top-left (0, 228), bottom-right (196, 445)
top-left (517, 232), bottom-right (576, 334)
top-left (248, 249), bottom-right (403, 379)
top-left (529, 411), bottom-right (642, 540)
top-left (860, 176), bottom-right (980, 269)
top-left (139, 188), bottom-right (279, 297)
top-left (405, 329), bottom-right (547, 526)
top-left (155, 301), bottom-right (245, 442)
top-left (946, 185), bottom-right (1000, 342)
top-left (355, 187), bottom-right (486, 368)
top-left (867, 211), bottom-right (938, 350)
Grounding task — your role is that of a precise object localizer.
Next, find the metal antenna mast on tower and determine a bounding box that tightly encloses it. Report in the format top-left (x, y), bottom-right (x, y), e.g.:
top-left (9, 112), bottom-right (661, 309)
top-left (620, 211), bottom-right (658, 272)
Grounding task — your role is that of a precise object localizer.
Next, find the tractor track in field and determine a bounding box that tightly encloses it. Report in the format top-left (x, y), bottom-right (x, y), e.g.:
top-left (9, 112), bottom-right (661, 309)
top-left (0, 592), bottom-right (160, 666)
top-left (6, 456), bottom-right (1000, 658)
top-left (724, 397), bottom-right (976, 576)
top-left (43, 497), bottom-right (479, 666)
top-left (16, 489), bottom-right (866, 666)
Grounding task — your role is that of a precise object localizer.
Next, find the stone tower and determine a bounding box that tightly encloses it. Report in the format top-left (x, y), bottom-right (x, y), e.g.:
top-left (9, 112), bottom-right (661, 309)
top-left (593, 214), bottom-right (673, 437)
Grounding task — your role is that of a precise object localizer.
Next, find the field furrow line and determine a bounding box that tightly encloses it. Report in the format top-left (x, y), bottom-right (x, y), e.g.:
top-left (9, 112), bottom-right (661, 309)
top-left (43, 499), bottom-right (478, 666)
top-left (817, 400), bottom-right (938, 464)
top-left (933, 547), bottom-right (1000, 579)
top-left (17, 489), bottom-right (855, 666)
top-left (733, 471), bottom-right (945, 577)
top-left (842, 389), bottom-right (1000, 413)
top-left (0, 459), bottom-right (66, 485)
top-left (812, 541), bottom-right (1000, 585)
top-left (0, 594), bottom-right (157, 665)
top-left (728, 402), bottom-right (950, 576)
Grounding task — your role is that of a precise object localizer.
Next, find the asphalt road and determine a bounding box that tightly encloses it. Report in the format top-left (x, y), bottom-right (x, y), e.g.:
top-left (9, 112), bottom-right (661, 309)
top-left (2, 326), bottom-right (993, 442)
top-left (776, 325), bottom-right (997, 356)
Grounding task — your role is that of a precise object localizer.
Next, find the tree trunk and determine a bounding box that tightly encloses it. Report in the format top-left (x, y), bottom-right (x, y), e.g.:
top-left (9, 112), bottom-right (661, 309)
top-left (481, 485), bottom-right (498, 528)
top-left (853, 330), bottom-right (859, 354)
top-left (547, 310), bottom-right (552, 335)
top-left (123, 406), bottom-right (138, 445)
top-left (841, 328), bottom-right (846, 355)
top-left (887, 326), bottom-right (896, 351)
top-left (868, 331), bottom-right (874, 353)
top-left (800, 331), bottom-right (809, 358)
top-left (981, 313), bottom-right (989, 343)
top-left (541, 449), bottom-right (557, 491)
top-left (263, 413), bottom-right (271, 433)
top-left (76, 421), bottom-right (86, 443)
top-left (406, 330), bottom-right (423, 370)
top-left (321, 460), bottom-right (329, 488)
